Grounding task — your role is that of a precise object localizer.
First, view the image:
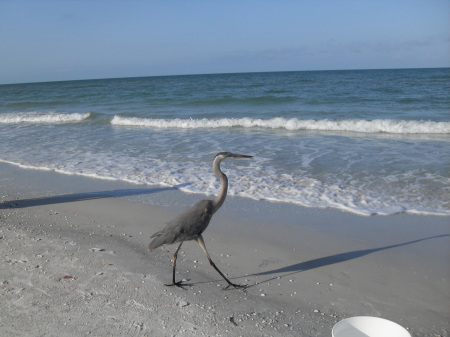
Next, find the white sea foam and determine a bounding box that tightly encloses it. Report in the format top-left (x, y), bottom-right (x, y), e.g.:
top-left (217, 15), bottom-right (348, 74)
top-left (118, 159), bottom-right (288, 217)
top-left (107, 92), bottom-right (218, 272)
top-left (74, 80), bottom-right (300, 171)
top-left (111, 116), bottom-right (450, 134)
top-left (0, 112), bottom-right (91, 124)
top-left (1, 157), bottom-right (449, 217)
top-left (0, 159), bottom-right (121, 182)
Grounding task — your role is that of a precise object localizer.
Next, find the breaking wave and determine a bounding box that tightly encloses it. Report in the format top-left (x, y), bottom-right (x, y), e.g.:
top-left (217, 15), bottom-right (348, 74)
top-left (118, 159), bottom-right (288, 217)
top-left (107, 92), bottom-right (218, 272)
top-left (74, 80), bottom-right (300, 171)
top-left (111, 116), bottom-right (450, 134)
top-left (0, 112), bottom-right (91, 124)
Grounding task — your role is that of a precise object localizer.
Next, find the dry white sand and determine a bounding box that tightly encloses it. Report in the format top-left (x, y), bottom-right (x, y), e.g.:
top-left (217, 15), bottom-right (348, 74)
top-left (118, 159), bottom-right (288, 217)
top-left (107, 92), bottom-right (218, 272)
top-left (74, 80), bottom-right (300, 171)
top-left (0, 163), bottom-right (449, 337)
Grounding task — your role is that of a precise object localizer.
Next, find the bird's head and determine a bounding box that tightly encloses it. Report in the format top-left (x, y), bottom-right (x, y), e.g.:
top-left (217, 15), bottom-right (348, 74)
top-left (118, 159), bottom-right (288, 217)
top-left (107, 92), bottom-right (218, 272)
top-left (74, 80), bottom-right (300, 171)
top-left (214, 152), bottom-right (253, 161)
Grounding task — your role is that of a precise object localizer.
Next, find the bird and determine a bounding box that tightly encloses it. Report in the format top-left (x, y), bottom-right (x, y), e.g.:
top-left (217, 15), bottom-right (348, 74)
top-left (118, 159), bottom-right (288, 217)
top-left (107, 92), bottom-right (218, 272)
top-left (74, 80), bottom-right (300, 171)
top-left (148, 152), bottom-right (253, 289)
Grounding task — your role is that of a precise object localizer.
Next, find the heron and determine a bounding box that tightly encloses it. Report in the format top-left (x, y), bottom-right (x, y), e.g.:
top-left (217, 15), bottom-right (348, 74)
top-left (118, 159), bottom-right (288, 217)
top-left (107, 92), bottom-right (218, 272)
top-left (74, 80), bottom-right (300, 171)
top-left (148, 152), bottom-right (253, 289)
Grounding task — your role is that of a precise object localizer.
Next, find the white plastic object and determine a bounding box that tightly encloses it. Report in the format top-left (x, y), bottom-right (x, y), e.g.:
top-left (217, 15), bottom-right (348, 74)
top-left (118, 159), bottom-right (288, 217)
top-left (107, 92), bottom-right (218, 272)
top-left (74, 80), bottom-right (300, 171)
top-left (332, 316), bottom-right (411, 337)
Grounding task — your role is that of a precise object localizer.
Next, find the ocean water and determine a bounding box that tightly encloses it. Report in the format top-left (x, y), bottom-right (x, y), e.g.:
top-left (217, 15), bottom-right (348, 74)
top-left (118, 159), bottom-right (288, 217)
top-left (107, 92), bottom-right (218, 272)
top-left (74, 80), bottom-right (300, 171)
top-left (0, 68), bottom-right (449, 216)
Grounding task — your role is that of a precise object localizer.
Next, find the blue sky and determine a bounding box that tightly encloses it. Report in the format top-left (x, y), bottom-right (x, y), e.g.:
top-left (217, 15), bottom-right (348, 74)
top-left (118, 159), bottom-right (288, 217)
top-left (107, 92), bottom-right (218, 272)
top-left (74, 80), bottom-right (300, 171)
top-left (1, 0), bottom-right (448, 84)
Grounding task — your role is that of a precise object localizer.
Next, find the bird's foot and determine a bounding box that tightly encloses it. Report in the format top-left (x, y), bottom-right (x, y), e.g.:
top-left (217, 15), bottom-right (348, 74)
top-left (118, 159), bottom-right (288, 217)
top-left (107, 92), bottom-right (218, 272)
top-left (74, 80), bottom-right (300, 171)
top-left (165, 280), bottom-right (191, 289)
top-left (223, 282), bottom-right (247, 291)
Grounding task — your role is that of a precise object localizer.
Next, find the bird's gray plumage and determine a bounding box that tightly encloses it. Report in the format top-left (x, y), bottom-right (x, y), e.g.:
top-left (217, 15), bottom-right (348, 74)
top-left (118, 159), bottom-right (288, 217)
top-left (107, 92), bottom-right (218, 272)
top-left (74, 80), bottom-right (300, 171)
top-left (148, 151), bottom-right (252, 289)
top-left (148, 199), bottom-right (214, 250)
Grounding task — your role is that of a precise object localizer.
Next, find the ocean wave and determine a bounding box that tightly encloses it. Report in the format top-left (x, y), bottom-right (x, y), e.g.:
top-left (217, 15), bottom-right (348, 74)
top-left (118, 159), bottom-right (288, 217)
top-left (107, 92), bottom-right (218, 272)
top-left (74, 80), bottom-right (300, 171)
top-left (111, 116), bottom-right (450, 134)
top-left (0, 112), bottom-right (91, 124)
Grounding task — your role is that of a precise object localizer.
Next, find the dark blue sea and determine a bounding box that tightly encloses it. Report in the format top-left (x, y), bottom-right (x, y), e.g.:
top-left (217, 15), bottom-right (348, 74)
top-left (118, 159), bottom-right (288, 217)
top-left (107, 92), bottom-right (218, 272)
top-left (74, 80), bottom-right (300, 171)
top-left (0, 68), bottom-right (449, 215)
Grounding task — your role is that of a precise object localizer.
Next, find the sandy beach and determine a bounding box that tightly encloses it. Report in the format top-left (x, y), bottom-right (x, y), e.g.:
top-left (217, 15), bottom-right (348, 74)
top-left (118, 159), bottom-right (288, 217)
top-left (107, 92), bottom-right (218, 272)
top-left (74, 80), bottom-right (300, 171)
top-left (0, 162), bottom-right (449, 337)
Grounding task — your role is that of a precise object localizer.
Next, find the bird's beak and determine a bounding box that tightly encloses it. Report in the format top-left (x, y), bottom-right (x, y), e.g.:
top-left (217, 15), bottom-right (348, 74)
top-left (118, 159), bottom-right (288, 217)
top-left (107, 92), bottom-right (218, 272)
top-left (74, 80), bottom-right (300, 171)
top-left (231, 153), bottom-right (253, 159)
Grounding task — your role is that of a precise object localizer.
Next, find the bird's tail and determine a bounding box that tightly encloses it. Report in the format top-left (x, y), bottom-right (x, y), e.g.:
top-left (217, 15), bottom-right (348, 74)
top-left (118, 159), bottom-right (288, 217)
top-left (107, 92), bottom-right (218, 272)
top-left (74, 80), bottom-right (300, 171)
top-left (148, 234), bottom-right (165, 252)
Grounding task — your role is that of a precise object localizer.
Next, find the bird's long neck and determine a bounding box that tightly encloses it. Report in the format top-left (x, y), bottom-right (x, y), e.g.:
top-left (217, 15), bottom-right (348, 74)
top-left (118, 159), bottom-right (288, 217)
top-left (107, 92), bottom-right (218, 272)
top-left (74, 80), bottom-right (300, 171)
top-left (212, 159), bottom-right (228, 213)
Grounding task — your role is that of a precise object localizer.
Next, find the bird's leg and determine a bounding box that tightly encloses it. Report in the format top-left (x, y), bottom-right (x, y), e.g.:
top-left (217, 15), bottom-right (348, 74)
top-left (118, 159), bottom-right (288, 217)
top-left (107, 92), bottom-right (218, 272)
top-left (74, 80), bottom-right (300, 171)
top-left (165, 242), bottom-right (184, 287)
top-left (197, 235), bottom-right (246, 290)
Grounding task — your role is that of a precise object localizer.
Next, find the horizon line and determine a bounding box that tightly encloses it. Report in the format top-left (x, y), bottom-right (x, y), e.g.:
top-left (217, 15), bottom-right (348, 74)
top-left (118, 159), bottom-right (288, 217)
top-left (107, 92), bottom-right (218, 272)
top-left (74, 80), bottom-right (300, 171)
top-left (2, 66), bottom-right (449, 86)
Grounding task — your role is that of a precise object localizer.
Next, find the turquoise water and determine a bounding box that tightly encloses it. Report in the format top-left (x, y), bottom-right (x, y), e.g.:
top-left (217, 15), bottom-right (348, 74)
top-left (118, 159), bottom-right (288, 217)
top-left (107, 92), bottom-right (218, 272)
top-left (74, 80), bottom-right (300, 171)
top-left (0, 68), bottom-right (449, 215)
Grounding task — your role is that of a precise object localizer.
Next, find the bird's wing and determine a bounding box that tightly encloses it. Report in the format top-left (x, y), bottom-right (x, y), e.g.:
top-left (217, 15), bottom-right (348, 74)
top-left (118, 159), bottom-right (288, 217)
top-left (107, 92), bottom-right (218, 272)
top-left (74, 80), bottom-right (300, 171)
top-left (148, 200), bottom-right (214, 250)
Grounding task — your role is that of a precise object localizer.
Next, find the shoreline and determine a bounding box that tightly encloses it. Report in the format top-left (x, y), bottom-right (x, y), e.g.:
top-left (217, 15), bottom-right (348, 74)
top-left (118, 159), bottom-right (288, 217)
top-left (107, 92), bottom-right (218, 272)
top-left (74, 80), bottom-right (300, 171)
top-left (1, 162), bottom-right (449, 336)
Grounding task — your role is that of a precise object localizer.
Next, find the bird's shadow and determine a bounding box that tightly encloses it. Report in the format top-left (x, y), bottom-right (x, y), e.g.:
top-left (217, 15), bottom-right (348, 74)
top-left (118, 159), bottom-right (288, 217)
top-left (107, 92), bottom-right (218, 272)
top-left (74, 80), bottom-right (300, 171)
top-left (238, 234), bottom-right (450, 288)
top-left (0, 183), bottom-right (191, 209)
